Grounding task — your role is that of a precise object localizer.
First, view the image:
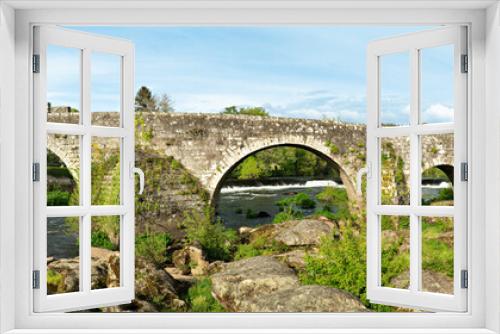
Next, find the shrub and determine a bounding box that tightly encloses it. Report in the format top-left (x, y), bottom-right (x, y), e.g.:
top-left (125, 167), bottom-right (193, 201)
top-left (315, 187), bottom-right (351, 221)
top-left (136, 231), bottom-right (172, 267)
top-left (277, 192), bottom-right (316, 210)
top-left (186, 277), bottom-right (226, 312)
top-left (91, 230), bottom-right (116, 251)
top-left (47, 190), bottom-right (71, 206)
top-left (300, 220), bottom-right (394, 312)
top-left (183, 207), bottom-right (237, 261)
top-left (272, 206), bottom-right (303, 224)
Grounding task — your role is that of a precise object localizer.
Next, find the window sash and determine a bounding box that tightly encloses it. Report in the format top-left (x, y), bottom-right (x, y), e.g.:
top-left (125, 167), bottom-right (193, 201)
top-left (366, 26), bottom-right (468, 312)
top-left (32, 25), bottom-right (136, 313)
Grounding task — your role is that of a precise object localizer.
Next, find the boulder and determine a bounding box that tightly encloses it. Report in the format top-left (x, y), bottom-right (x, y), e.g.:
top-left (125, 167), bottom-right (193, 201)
top-left (172, 245), bottom-right (209, 276)
top-left (273, 249), bottom-right (307, 270)
top-left (390, 270), bottom-right (453, 295)
top-left (211, 256), bottom-right (300, 311)
top-left (241, 285), bottom-right (368, 312)
top-left (249, 219), bottom-right (335, 247)
top-left (210, 255), bottom-right (367, 312)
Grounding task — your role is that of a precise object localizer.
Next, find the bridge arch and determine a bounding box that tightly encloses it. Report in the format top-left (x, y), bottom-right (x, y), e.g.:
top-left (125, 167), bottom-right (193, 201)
top-left (208, 138), bottom-right (358, 205)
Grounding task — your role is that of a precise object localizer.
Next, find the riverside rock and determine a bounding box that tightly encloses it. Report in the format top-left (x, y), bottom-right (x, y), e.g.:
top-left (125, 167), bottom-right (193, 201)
top-left (211, 256), bottom-right (300, 311)
top-left (249, 219), bottom-right (335, 247)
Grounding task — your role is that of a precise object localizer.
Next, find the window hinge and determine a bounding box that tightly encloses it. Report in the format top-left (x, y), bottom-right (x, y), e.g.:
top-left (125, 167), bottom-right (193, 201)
top-left (32, 54), bottom-right (40, 73)
top-left (461, 162), bottom-right (468, 182)
top-left (461, 269), bottom-right (468, 289)
top-left (32, 270), bottom-right (40, 289)
top-left (461, 54), bottom-right (468, 74)
top-left (32, 162), bottom-right (40, 182)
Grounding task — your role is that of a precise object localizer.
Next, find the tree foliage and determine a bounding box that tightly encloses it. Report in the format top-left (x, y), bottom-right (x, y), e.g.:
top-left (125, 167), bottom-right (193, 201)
top-left (221, 106), bottom-right (269, 117)
top-left (135, 86), bottom-right (174, 113)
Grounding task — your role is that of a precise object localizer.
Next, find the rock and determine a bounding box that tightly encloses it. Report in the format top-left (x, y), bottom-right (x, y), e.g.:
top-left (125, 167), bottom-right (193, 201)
top-left (250, 219), bottom-right (335, 247)
top-left (241, 285), bottom-right (368, 312)
top-left (238, 226), bottom-right (253, 237)
top-left (164, 266), bottom-right (196, 289)
top-left (47, 258), bottom-right (80, 294)
top-left (211, 256), bottom-right (300, 311)
top-left (172, 245), bottom-right (209, 276)
top-left (273, 250), bottom-right (307, 270)
top-left (207, 260), bottom-right (225, 275)
top-left (390, 270), bottom-right (453, 294)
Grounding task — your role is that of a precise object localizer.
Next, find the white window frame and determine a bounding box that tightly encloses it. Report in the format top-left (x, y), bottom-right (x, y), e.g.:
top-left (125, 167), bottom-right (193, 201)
top-left (32, 26), bottom-right (136, 312)
top-left (366, 26), bottom-right (468, 312)
top-left (0, 1), bottom-right (498, 333)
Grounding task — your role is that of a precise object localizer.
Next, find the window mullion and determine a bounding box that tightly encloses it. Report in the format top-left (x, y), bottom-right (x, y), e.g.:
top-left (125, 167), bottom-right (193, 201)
top-left (81, 47), bottom-right (92, 293)
top-left (409, 48), bottom-right (421, 292)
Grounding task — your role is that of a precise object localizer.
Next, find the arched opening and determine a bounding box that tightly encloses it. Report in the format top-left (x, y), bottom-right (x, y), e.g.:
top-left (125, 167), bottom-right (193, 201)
top-left (421, 164), bottom-right (454, 206)
top-left (212, 144), bottom-right (348, 230)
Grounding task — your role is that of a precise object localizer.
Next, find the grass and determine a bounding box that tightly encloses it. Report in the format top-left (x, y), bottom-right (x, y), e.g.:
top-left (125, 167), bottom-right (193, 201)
top-left (47, 190), bottom-right (71, 206)
top-left (234, 235), bottom-right (289, 260)
top-left (136, 231), bottom-right (172, 267)
top-left (186, 277), bottom-right (226, 312)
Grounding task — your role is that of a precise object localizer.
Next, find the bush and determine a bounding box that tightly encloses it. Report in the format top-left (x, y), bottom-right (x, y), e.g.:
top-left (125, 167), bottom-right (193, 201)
top-left (277, 192), bottom-right (316, 210)
top-left (315, 187), bottom-right (351, 221)
top-left (300, 221), bottom-right (394, 312)
top-left (186, 277), bottom-right (226, 312)
top-left (136, 231), bottom-right (172, 267)
top-left (183, 207), bottom-right (238, 261)
top-left (47, 190), bottom-right (71, 206)
top-left (272, 206), bottom-right (303, 224)
top-left (91, 230), bottom-right (116, 251)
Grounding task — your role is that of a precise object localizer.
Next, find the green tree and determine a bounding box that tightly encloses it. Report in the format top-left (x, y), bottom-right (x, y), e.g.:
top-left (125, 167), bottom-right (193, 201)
top-left (222, 106), bottom-right (269, 117)
top-left (157, 93), bottom-right (174, 113)
top-left (135, 86), bottom-right (157, 112)
top-left (238, 156), bottom-right (263, 179)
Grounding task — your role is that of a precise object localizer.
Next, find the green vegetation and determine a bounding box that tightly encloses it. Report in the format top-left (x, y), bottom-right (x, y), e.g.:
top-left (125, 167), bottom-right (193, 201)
top-left (234, 235), bottom-right (289, 260)
top-left (135, 86), bottom-right (174, 113)
top-left (46, 269), bottom-right (64, 294)
top-left (91, 230), bottom-right (116, 251)
top-left (221, 106), bottom-right (269, 117)
top-left (272, 206), bottom-right (304, 224)
top-left (277, 192), bottom-right (316, 210)
top-left (186, 277), bottom-right (226, 312)
top-left (136, 231), bottom-right (172, 267)
top-left (300, 219), bottom-right (394, 312)
top-left (315, 187), bottom-right (350, 221)
top-left (47, 189), bottom-right (71, 206)
top-left (183, 208), bottom-right (237, 262)
top-left (229, 146), bottom-right (339, 181)
top-left (422, 217), bottom-right (454, 277)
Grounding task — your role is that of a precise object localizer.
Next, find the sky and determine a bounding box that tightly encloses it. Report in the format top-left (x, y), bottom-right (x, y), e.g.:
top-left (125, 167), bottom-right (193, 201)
top-left (47, 26), bottom-right (454, 124)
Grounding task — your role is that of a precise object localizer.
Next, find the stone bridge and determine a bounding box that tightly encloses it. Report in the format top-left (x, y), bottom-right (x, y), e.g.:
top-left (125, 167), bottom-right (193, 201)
top-left (47, 112), bottom-right (454, 204)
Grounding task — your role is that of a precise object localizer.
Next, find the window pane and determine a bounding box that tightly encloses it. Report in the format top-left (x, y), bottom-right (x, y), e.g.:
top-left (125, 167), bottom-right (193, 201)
top-left (420, 45), bottom-right (454, 124)
top-left (421, 216), bottom-right (454, 294)
top-left (91, 137), bottom-right (121, 205)
top-left (380, 137), bottom-right (410, 205)
top-left (380, 215), bottom-right (410, 289)
top-left (47, 45), bottom-right (81, 124)
top-left (421, 134), bottom-right (454, 206)
top-left (47, 217), bottom-right (80, 294)
top-left (91, 216), bottom-right (120, 290)
top-left (47, 134), bottom-right (80, 206)
top-left (379, 52), bottom-right (410, 127)
top-left (91, 52), bottom-right (122, 127)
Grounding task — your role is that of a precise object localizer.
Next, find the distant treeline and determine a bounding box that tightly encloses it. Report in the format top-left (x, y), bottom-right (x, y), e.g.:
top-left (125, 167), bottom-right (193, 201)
top-left (228, 146), bottom-right (340, 181)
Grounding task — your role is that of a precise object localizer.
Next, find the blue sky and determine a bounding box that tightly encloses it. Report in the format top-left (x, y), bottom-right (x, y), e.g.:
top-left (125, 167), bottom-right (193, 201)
top-left (48, 26), bottom-right (454, 124)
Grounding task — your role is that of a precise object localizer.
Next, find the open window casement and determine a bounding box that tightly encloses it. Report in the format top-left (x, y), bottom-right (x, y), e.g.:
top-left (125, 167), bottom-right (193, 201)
top-left (33, 26), bottom-right (137, 312)
top-left (366, 26), bottom-right (468, 312)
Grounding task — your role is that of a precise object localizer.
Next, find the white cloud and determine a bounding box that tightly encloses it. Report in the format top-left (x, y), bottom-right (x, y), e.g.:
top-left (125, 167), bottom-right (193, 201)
top-left (422, 104), bottom-right (454, 123)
